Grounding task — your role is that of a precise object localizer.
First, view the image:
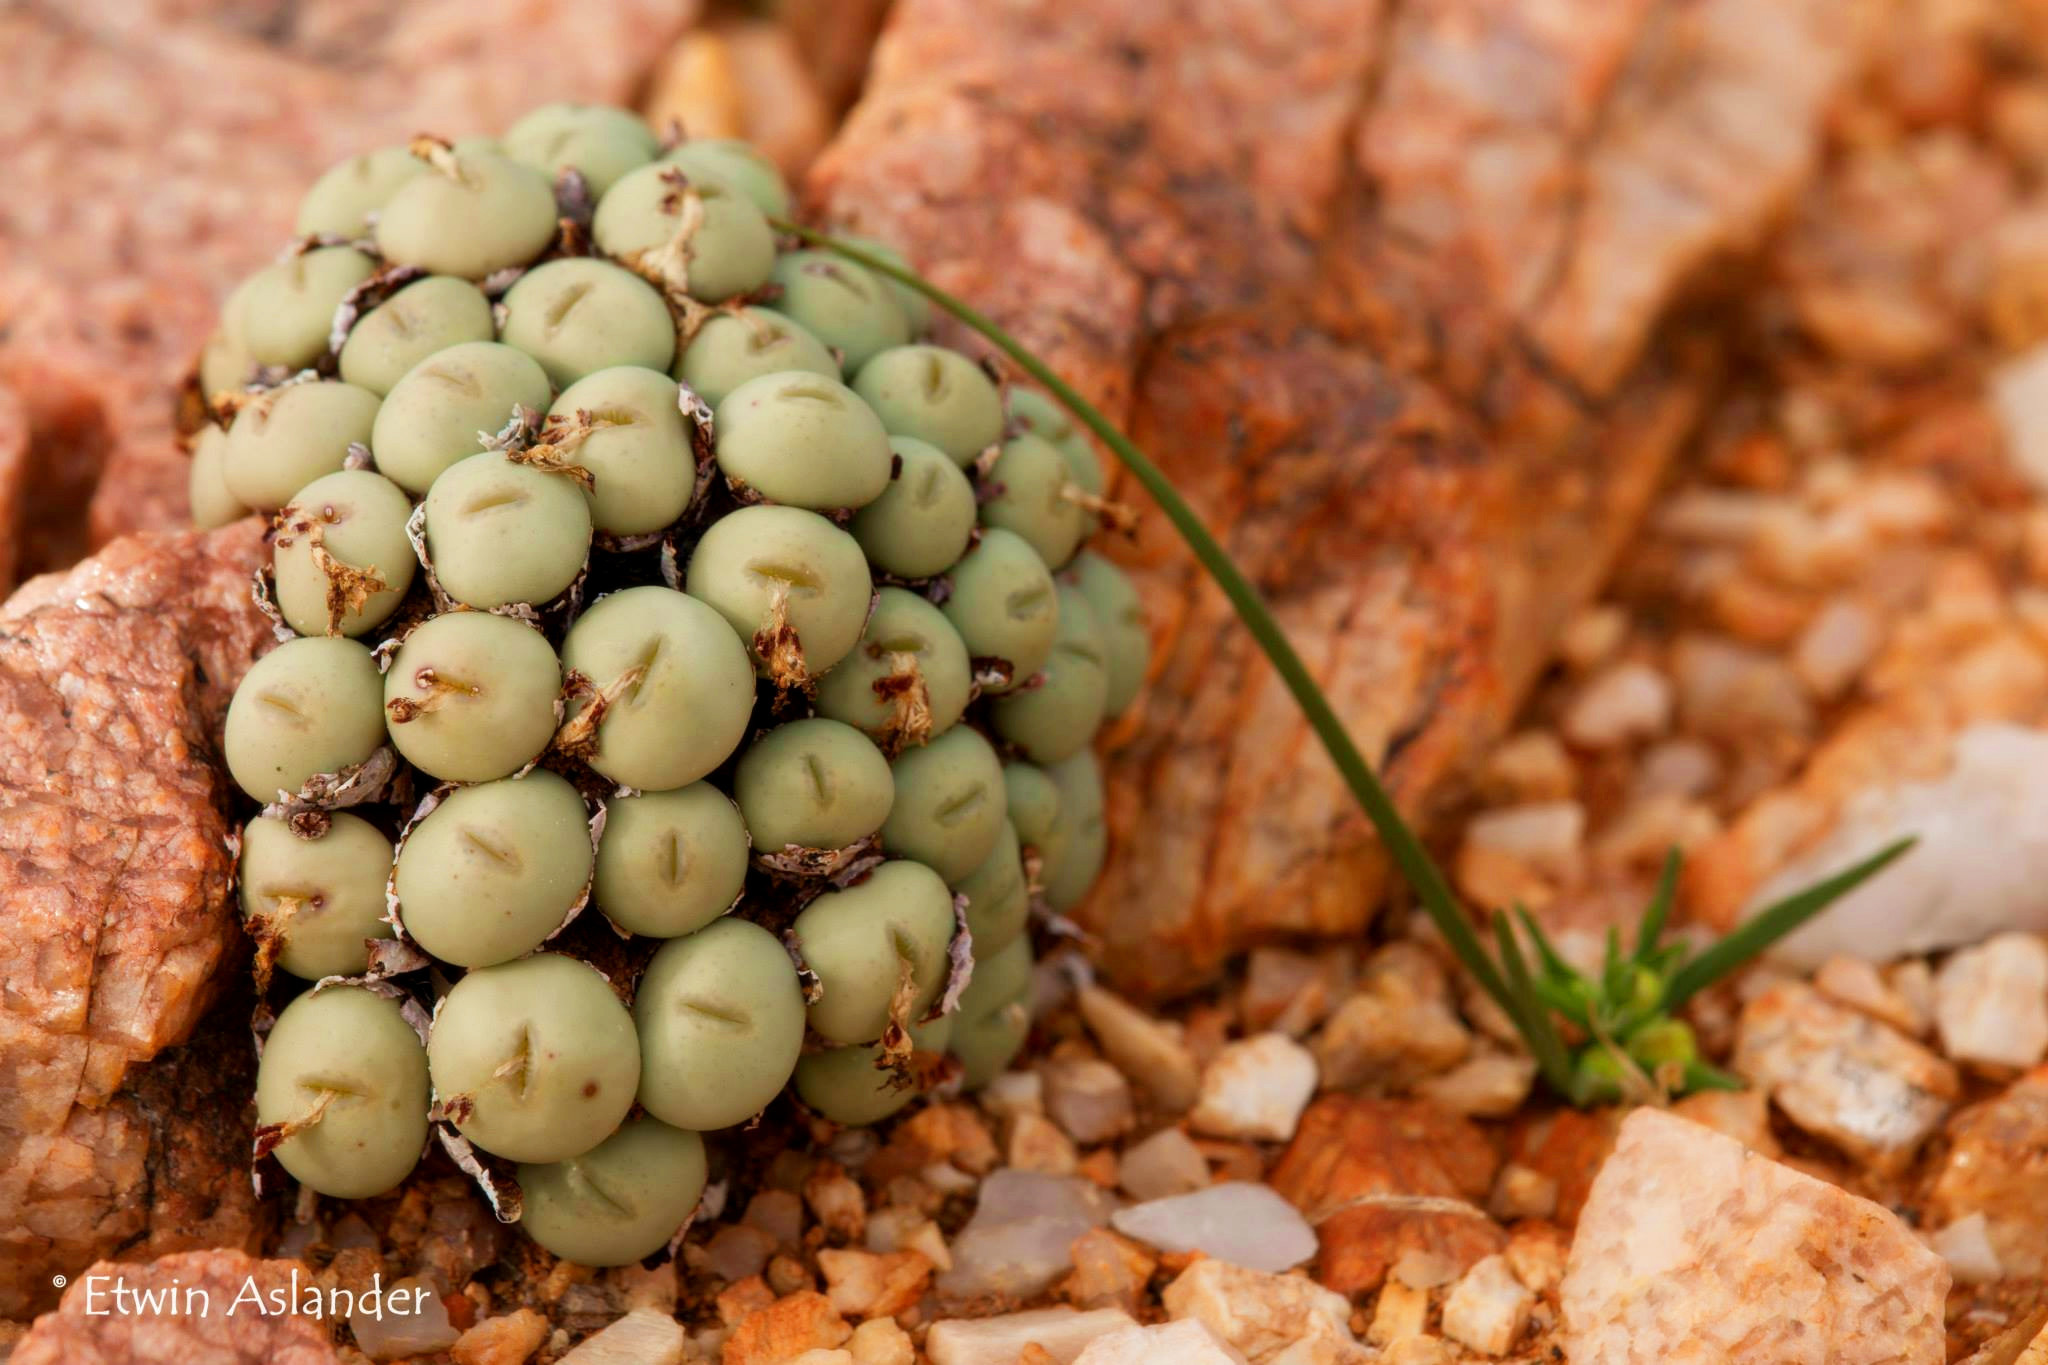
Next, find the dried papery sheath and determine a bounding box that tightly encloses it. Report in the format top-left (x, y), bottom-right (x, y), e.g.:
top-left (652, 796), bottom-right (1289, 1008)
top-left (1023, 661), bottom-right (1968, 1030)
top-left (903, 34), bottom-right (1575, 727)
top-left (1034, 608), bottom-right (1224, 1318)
top-left (970, 657), bottom-right (1016, 695)
top-left (362, 937), bottom-right (432, 981)
top-left (935, 893), bottom-right (976, 1020)
top-left (381, 783), bottom-right (448, 940)
top-left (328, 264), bottom-right (426, 355)
top-left (754, 833), bottom-right (881, 882)
top-left (404, 500), bottom-right (456, 614)
top-left (437, 1124), bottom-right (524, 1224)
top-left (783, 930), bottom-right (824, 1006)
top-left (535, 797), bottom-right (607, 949)
top-left (260, 745), bottom-right (397, 826)
top-left (249, 566), bottom-right (296, 644)
top-left (553, 167), bottom-right (594, 227)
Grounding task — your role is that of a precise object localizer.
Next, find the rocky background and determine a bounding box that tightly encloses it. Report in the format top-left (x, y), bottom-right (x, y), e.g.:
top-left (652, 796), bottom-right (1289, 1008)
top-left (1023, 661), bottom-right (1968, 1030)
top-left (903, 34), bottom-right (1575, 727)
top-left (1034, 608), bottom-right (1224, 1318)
top-left (10, 0), bottom-right (2048, 1361)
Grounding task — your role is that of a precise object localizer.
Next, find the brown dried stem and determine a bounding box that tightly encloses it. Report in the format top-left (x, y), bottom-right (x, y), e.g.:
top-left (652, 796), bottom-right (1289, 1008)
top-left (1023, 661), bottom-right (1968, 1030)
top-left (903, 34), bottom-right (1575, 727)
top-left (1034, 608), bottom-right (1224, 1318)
top-left (872, 650), bottom-right (934, 754)
top-left (409, 134), bottom-right (471, 185)
top-left (550, 663), bottom-right (649, 763)
top-left (755, 580), bottom-right (812, 691)
top-left (252, 1086), bottom-right (338, 1159)
top-left (244, 893), bottom-right (304, 996)
top-left (385, 667), bottom-right (477, 724)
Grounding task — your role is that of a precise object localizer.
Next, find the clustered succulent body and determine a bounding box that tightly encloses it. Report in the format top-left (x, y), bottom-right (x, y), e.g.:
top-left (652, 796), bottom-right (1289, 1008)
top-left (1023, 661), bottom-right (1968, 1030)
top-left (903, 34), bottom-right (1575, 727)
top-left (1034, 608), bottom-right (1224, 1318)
top-left (206, 106), bottom-right (1143, 1267)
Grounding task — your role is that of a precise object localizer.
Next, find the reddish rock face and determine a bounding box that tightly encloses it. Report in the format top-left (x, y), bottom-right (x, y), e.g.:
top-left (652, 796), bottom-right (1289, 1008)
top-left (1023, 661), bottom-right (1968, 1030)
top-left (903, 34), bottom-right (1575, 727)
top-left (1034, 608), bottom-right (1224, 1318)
top-left (11, 1250), bottom-right (338, 1365)
top-left (807, 0), bottom-right (1857, 994)
top-left (0, 1), bottom-right (705, 592)
top-left (0, 523), bottom-right (271, 1315)
top-left (1267, 1095), bottom-right (1504, 1294)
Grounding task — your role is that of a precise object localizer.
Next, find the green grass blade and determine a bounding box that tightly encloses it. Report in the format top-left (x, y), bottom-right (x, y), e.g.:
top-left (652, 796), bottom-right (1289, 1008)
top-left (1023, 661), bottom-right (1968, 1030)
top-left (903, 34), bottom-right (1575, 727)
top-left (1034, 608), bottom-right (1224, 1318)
top-left (1634, 848), bottom-right (1682, 963)
top-left (1660, 836), bottom-right (1918, 1012)
top-left (1600, 925), bottom-right (1626, 1007)
top-left (776, 220), bottom-right (1518, 1017)
top-left (1513, 904), bottom-right (1577, 984)
top-left (1492, 910), bottom-right (1578, 1099)
top-left (1680, 1059), bottom-right (1745, 1093)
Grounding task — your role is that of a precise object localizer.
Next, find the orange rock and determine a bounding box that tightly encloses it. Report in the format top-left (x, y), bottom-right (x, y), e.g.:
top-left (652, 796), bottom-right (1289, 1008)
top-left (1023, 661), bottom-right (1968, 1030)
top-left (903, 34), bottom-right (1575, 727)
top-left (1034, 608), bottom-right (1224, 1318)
top-left (1007, 1112), bottom-right (1081, 1176)
top-left (1504, 1109), bottom-right (1621, 1229)
top-left (0, 522), bottom-right (274, 1315)
top-left (717, 1276), bottom-right (777, 1329)
top-left (452, 1309), bottom-right (550, 1365)
top-left (723, 1290), bottom-right (851, 1365)
top-left (804, 1162), bottom-right (868, 1244)
top-left (643, 20), bottom-right (831, 175)
top-left (818, 1249), bottom-right (933, 1321)
top-left (1269, 1097), bottom-right (1504, 1294)
top-left (1076, 1150), bottom-right (1120, 1189)
top-left (895, 1105), bottom-right (1000, 1177)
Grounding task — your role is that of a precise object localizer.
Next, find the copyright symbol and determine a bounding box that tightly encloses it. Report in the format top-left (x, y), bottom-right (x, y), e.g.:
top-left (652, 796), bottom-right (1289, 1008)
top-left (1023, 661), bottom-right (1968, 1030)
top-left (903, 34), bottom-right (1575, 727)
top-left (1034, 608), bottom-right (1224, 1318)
top-left (52, 1275), bottom-right (66, 1288)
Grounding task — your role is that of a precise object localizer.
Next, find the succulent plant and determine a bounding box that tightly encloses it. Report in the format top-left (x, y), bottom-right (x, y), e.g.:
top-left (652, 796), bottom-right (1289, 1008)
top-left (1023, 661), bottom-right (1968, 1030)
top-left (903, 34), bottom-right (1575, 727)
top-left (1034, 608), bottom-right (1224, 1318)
top-left (222, 635), bottom-right (386, 803)
top-left (393, 771), bottom-right (595, 967)
top-left (222, 381), bottom-right (381, 511)
top-left (427, 953), bottom-right (639, 1162)
top-left (849, 437), bottom-right (979, 580)
top-left (851, 344), bottom-right (1005, 465)
top-left (256, 984), bottom-right (430, 1199)
top-left (239, 813), bottom-right (395, 983)
top-left (502, 102), bottom-right (660, 199)
top-left (767, 251), bottom-right (910, 374)
top-left (338, 276), bottom-right (495, 397)
top-left (498, 258), bottom-right (677, 386)
top-left (272, 470), bottom-right (417, 638)
top-left (370, 341), bottom-right (552, 496)
top-left (674, 307), bottom-right (836, 407)
top-left (204, 110), bottom-right (1144, 1266)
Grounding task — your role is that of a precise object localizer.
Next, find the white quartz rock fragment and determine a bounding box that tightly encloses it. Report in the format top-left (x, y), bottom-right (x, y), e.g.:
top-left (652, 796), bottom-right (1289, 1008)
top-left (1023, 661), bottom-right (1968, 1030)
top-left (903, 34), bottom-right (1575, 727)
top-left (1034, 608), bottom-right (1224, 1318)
top-left (1934, 932), bottom-right (2048, 1071)
top-left (926, 1308), bottom-right (1136, 1365)
top-left (1754, 723), bottom-right (2048, 968)
top-left (1929, 1212), bottom-right (2004, 1286)
top-left (1733, 981), bottom-right (1957, 1173)
top-left (1044, 1057), bottom-right (1137, 1144)
top-left (1439, 1254), bottom-right (1532, 1357)
top-left (1563, 661), bottom-right (1672, 748)
top-left (1994, 342), bottom-right (2048, 494)
top-left (1110, 1182), bottom-right (1317, 1273)
top-left (935, 1169), bottom-right (1113, 1304)
top-left (1078, 985), bottom-right (1201, 1112)
top-left (1074, 1319), bottom-right (1250, 1365)
top-left (1415, 1053), bottom-right (1536, 1118)
top-left (352, 1278), bottom-right (460, 1361)
top-left (1189, 1033), bottom-right (1318, 1142)
top-left (557, 1309), bottom-right (687, 1364)
top-left (1161, 1259), bottom-right (1358, 1362)
top-left (1560, 1109), bottom-right (1948, 1364)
